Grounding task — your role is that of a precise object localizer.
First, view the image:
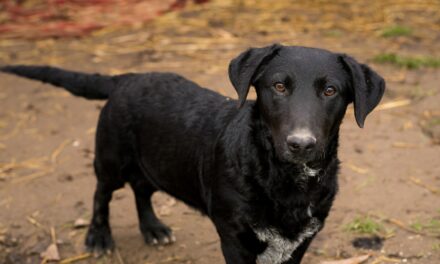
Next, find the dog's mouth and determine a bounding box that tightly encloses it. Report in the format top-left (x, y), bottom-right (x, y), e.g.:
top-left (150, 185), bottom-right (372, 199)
top-left (302, 163), bottom-right (321, 177)
top-left (281, 152), bottom-right (323, 176)
top-left (279, 145), bottom-right (324, 165)
top-left (281, 150), bottom-right (313, 163)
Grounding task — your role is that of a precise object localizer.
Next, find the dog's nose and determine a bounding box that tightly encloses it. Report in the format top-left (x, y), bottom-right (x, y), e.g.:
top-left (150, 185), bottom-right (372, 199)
top-left (287, 134), bottom-right (317, 152)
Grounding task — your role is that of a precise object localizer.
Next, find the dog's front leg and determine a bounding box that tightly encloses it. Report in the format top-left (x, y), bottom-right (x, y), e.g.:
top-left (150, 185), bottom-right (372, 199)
top-left (281, 236), bottom-right (314, 264)
top-left (218, 232), bottom-right (258, 264)
top-left (213, 219), bottom-right (264, 264)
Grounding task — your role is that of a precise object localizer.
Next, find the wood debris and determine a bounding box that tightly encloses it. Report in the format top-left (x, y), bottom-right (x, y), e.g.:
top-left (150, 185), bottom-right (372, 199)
top-left (59, 253), bottom-right (91, 264)
top-left (320, 254), bottom-right (370, 264)
top-left (371, 256), bottom-right (401, 264)
top-left (375, 99), bottom-right (411, 111)
top-left (408, 177), bottom-right (439, 195)
top-left (345, 163), bottom-right (369, 174)
top-left (160, 255), bottom-right (189, 263)
top-left (11, 168), bottom-right (55, 184)
top-left (26, 215), bottom-right (45, 230)
top-left (115, 248), bottom-right (126, 264)
top-left (51, 139), bottom-right (73, 163)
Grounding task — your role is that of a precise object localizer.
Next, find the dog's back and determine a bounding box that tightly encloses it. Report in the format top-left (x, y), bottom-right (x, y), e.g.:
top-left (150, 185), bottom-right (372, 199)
top-left (103, 72), bottom-right (239, 208)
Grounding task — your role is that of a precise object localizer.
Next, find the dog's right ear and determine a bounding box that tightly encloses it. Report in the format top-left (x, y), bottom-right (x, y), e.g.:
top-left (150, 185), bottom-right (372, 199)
top-left (340, 54), bottom-right (385, 128)
top-left (228, 44), bottom-right (283, 108)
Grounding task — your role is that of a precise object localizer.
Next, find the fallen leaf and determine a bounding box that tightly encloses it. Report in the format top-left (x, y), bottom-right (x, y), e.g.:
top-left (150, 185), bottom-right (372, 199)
top-left (74, 218), bottom-right (90, 228)
top-left (40, 243), bottom-right (60, 261)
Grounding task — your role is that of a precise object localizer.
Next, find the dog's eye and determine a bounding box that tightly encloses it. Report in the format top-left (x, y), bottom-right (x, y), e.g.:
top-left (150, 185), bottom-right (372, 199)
top-left (273, 82), bottom-right (286, 93)
top-left (323, 86), bottom-right (336, 96)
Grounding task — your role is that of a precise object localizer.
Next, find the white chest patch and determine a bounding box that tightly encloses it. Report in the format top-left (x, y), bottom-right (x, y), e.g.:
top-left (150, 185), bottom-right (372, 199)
top-left (254, 218), bottom-right (321, 264)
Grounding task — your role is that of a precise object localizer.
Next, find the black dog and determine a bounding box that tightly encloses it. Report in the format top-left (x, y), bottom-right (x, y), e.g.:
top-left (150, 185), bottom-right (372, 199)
top-left (1, 44), bottom-right (385, 264)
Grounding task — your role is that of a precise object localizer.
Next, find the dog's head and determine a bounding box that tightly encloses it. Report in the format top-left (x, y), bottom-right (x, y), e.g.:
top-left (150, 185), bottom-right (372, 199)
top-left (229, 44), bottom-right (385, 164)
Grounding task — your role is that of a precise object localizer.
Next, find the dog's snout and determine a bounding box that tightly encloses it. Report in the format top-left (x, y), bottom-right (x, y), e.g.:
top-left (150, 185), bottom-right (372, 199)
top-left (287, 133), bottom-right (317, 152)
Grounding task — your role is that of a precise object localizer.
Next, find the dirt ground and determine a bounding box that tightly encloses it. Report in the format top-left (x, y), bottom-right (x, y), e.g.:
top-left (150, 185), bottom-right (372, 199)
top-left (1, 0), bottom-right (439, 263)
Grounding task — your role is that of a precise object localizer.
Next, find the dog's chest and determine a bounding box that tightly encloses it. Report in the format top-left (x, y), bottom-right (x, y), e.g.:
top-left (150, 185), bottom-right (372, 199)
top-left (253, 217), bottom-right (321, 264)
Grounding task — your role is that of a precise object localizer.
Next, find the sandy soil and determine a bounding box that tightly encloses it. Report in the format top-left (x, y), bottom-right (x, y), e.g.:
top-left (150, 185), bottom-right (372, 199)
top-left (1, 1), bottom-right (439, 263)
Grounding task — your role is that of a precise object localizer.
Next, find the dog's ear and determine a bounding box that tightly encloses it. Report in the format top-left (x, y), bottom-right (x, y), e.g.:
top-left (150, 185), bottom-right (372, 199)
top-left (229, 44), bottom-right (283, 107)
top-left (340, 55), bottom-right (385, 128)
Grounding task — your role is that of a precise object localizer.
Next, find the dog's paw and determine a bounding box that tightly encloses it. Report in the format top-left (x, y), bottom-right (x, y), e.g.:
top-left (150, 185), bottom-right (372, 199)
top-left (85, 224), bottom-right (115, 256)
top-left (141, 222), bottom-right (176, 246)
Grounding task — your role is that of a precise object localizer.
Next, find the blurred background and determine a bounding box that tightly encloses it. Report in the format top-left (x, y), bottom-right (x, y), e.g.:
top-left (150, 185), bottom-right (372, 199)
top-left (0, 0), bottom-right (439, 263)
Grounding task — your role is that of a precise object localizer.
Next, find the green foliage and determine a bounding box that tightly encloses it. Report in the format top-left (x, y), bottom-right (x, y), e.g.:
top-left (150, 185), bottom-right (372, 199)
top-left (427, 117), bottom-right (440, 127)
top-left (380, 25), bottom-right (413, 37)
top-left (411, 219), bottom-right (440, 234)
top-left (324, 29), bottom-right (343, 37)
top-left (373, 53), bottom-right (440, 69)
top-left (345, 216), bottom-right (384, 235)
top-left (407, 85), bottom-right (437, 101)
top-left (410, 221), bottom-right (424, 232)
top-left (426, 219), bottom-right (440, 232)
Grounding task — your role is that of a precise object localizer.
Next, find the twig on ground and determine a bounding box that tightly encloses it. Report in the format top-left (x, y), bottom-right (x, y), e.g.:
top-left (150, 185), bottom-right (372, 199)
top-left (375, 99), bottom-right (411, 111)
top-left (371, 256), bottom-right (401, 264)
top-left (320, 254), bottom-right (371, 264)
top-left (408, 177), bottom-right (439, 195)
top-left (51, 139), bottom-right (73, 163)
top-left (115, 248), bottom-right (125, 264)
top-left (11, 168), bottom-right (54, 184)
top-left (59, 253), bottom-right (91, 264)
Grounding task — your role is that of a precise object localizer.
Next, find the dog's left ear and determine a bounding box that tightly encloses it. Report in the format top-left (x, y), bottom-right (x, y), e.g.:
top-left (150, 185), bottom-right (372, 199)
top-left (340, 55), bottom-right (386, 128)
top-left (229, 44), bottom-right (283, 108)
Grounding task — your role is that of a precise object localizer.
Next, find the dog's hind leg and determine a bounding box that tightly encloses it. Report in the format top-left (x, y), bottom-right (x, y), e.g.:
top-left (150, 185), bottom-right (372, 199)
top-left (128, 167), bottom-right (175, 245)
top-left (85, 160), bottom-right (124, 255)
top-left (84, 103), bottom-right (128, 255)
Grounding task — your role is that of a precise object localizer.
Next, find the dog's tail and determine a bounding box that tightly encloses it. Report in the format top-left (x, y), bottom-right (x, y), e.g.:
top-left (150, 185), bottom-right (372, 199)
top-left (1, 65), bottom-right (115, 100)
